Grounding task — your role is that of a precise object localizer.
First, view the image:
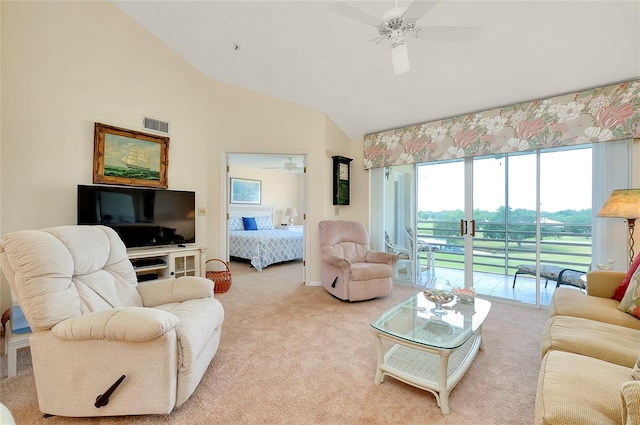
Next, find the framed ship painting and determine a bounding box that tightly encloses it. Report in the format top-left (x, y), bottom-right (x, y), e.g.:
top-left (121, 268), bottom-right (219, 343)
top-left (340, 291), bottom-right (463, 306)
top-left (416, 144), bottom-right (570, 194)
top-left (93, 123), bottom-right (169, 188)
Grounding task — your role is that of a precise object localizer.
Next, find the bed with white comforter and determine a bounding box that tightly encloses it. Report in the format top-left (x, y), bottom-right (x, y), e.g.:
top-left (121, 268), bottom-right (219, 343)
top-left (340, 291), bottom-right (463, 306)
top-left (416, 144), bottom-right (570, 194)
top-left (228, 209), bottom-right (303, 271)
top-left (229, 228), bottom-right (303, 271)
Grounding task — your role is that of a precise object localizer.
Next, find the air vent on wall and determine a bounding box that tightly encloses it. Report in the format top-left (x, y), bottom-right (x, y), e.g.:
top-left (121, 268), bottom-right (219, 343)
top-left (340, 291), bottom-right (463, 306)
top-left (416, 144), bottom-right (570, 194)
top-left (142, 116), bottom-right (170, 135)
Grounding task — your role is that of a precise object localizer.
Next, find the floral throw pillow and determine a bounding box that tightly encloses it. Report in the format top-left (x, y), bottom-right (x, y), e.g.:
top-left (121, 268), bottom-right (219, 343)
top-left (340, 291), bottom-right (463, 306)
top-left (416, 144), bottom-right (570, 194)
top-left (618, 266), bottom-right (640, 319)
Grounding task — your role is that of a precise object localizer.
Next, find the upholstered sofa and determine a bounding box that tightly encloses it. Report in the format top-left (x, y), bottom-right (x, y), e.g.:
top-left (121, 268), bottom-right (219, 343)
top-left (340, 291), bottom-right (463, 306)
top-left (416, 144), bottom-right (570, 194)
top-left (0, 226), bottom-right (225, 417)
top-left (535, 270), bottom-right (640, 424)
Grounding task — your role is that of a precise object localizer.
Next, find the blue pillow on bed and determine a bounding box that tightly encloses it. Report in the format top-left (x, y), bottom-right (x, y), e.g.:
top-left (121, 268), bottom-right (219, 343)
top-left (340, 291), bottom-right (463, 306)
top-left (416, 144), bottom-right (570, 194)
top-left (242, 217), bottom-right (258, 231)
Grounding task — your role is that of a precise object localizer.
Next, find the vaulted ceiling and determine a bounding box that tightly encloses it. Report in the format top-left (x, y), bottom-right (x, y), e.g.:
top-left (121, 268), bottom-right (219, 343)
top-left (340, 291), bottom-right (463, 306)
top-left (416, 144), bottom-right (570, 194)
top-left (113, 1), bottom-right (640, 140)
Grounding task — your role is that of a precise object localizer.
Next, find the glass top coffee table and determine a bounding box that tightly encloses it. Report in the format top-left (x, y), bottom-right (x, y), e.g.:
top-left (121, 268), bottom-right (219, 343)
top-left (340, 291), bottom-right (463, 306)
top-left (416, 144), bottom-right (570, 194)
top-left (370, 292), bottom-right (491, 414)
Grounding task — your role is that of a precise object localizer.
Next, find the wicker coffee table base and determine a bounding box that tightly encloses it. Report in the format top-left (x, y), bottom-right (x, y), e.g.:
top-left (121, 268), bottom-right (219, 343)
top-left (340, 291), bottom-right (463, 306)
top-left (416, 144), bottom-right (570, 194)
top-left (372, 328), bottom-right (484, 414)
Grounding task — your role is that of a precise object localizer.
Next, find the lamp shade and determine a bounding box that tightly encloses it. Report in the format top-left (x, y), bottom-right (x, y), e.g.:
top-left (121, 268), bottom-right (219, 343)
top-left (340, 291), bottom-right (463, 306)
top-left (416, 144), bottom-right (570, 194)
top-left (285, 208), bottom-right (298, 217)
top-left (597, 189), bottom-right (640, 219)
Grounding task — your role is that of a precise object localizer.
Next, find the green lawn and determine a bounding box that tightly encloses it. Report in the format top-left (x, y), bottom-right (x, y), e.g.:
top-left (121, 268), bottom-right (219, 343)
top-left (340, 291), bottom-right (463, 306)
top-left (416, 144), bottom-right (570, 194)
top-left (419, 235), bottom-right (592, 274)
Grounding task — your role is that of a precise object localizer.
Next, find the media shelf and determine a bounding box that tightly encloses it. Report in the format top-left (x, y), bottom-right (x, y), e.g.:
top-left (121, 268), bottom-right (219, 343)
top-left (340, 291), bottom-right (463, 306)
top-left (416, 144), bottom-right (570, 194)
top-left (127, 245), bottom-right (206, 282)
top-left (130, 258), bottom-right (167, 268)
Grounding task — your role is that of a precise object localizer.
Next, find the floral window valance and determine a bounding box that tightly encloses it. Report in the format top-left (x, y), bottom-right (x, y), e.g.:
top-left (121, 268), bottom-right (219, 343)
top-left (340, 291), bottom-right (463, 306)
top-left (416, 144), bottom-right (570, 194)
top-left (363, 80), bottom-right (640, 169)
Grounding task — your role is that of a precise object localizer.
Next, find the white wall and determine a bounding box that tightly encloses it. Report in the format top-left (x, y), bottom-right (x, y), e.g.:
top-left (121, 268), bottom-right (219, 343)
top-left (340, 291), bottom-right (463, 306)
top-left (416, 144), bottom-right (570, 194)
top-left (228, 165), bottom-right (303, 226)
top-left (0, 1), bottom-right (368, 311)
top-left (323, 115), bottom-right (365, 222)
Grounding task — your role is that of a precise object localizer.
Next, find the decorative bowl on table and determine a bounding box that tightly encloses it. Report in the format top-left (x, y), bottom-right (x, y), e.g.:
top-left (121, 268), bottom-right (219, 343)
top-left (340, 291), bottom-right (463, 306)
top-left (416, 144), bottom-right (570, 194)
top-left (422, 289), bottom-right (455, 304)
top-left (422, 278), bottom-right (454, 316)
top-left (452, 287), bottom-right (476, 303)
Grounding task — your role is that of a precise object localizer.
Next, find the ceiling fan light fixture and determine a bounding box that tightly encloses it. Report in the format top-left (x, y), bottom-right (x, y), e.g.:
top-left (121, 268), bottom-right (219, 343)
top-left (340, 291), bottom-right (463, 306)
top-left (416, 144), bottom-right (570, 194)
top-left (391, 41), bottom-right (409, 75)
top-left (328, 0), bottom-right (482, 76)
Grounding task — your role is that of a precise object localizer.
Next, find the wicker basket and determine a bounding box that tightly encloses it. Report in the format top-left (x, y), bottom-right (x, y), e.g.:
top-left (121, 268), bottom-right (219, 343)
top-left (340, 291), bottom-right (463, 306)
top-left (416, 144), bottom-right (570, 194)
top-left (205, 259), bottom-right (232, 294)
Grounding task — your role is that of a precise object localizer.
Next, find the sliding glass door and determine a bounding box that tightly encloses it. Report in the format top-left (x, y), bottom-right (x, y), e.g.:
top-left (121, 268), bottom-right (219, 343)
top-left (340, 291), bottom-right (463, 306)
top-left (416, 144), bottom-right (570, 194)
top-left (416, 160), bottom-right (466, 286)
top-left (415, 156), bottom-right (513, 293)
top-left (380, 146), bottom-right (594, 306)
top-left (471, 155), bottom-right (510, 297)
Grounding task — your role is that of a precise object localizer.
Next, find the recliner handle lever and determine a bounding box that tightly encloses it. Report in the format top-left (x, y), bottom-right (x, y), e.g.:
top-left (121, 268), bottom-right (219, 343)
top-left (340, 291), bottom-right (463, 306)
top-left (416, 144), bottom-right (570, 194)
top-left (95, 375), bottom-right (126, 408)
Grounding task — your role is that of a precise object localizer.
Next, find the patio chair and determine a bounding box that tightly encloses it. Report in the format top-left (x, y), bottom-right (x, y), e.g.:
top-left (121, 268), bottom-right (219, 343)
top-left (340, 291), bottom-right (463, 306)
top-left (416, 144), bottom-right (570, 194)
top-left (512, 264), bottom-right (586, 290)
top-left (384, 231), bottom-right (413, 279)
top-left (405, 227), bottom-right (436, 270)
top-left (385, 231), bottom-right (411, 258)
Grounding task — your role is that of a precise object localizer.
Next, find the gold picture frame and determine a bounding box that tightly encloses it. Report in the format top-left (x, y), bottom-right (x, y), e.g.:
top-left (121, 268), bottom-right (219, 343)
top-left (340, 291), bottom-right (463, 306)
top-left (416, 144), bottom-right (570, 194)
top-left (93, 123), bottom-right (169, 188)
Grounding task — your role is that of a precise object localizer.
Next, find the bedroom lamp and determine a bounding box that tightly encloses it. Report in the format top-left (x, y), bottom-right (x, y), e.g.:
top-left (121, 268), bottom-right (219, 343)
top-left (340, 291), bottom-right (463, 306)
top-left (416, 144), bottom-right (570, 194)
top-left (285, 208), bottom-right (298, 226)
top-left (597, 189), bottom-right (640, 266)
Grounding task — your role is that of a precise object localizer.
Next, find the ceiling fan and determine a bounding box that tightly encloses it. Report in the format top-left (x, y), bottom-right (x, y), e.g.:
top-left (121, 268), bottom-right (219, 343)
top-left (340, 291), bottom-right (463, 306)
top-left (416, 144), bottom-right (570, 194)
top-left (262, 157), bottom-right (299, 172)
top-left (327, 0), bottom-right (482, 75)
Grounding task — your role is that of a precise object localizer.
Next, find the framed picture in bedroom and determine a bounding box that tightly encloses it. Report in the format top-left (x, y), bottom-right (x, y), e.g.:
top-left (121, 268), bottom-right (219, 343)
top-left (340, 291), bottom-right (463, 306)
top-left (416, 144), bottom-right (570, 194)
top-left (230, 178), bottom-right (261, 204)
top-left (93, 122), bottom-right (169, 188)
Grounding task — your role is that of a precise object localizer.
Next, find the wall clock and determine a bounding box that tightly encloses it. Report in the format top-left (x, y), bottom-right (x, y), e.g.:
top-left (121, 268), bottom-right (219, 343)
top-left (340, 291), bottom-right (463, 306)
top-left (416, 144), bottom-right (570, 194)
top-left (332, 155), bottom-right (353, 206)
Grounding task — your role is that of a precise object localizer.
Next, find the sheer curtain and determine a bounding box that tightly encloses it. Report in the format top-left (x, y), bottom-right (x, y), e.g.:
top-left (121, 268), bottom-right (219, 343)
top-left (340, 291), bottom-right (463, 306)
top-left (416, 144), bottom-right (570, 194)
top-left (591, 139), bottom-right (632, 271)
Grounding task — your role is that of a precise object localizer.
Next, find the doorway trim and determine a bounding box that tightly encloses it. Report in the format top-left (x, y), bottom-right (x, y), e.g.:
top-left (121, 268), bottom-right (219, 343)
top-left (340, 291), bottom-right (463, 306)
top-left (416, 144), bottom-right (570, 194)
top-left (220, 148), bottom-right (309, 284)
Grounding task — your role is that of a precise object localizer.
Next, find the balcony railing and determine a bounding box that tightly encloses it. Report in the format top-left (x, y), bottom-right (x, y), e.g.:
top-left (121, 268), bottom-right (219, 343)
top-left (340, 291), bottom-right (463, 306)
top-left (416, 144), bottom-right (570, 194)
top-left (416, 220), bottom-right (592, 275)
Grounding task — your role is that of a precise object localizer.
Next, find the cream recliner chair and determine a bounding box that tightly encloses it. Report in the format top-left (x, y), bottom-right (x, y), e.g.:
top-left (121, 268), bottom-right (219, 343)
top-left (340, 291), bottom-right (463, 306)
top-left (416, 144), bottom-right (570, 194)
top-left (0, 225), bottom-right (224, 417)
top-left (319, 220), bottom-right (398, 301)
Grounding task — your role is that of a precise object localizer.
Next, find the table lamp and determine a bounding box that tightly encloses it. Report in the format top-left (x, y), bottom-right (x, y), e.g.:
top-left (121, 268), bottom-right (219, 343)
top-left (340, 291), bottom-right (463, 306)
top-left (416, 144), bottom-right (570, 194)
top-left (597, 189), bottom-right (640, 266)
top-left (284, 207), bottom-right (298, 226)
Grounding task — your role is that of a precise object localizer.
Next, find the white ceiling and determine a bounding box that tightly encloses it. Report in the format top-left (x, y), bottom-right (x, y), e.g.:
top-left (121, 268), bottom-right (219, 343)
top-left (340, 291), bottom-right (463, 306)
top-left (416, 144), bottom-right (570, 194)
top-left (113, 1), bottom-right (640, 140)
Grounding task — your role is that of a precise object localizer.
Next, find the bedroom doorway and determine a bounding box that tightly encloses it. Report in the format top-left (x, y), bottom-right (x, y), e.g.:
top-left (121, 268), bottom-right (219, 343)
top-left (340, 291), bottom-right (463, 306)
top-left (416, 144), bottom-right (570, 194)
top-left (225, 153), bottom-right (306, 283)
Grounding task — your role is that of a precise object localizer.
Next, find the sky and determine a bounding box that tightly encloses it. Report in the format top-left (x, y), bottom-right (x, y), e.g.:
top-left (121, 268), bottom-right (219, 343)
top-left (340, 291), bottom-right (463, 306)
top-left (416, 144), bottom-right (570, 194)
top-left (417, 148), bottom-right (592, 213)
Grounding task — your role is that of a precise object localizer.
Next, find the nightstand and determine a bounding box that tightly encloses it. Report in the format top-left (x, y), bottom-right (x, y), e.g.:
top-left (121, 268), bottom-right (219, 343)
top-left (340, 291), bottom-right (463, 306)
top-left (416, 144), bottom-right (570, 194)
top-left (280, 225), bottom-right (303, 232)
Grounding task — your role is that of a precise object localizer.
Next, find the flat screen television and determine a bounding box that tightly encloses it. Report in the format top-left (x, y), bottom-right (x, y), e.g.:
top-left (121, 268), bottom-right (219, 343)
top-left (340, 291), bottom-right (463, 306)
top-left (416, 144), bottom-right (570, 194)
top-left (77, 185), bottom-right (196, 248)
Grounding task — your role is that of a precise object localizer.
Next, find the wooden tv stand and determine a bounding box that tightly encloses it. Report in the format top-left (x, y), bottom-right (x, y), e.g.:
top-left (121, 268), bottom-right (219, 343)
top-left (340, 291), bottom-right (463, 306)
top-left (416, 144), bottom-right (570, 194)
top-left (127, 245), bottom-right (207, 281)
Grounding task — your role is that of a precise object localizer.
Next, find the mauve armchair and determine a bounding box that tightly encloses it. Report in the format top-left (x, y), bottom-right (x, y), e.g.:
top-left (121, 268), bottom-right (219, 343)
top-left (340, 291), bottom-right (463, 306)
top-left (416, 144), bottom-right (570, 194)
top-left (319, 220), bottom-right (398, 301)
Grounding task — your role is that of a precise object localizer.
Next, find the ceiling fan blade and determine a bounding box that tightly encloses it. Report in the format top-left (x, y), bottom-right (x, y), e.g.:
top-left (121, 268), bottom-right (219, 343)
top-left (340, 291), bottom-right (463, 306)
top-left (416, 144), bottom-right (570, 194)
top-left (404, 0), bottom-right (439, 22)
top-left (415, 26), bottom-right (482, 43)
top-left (327, 1), bottom-right (383, 27)
top-left (391, 42), bottom-right (410, 75)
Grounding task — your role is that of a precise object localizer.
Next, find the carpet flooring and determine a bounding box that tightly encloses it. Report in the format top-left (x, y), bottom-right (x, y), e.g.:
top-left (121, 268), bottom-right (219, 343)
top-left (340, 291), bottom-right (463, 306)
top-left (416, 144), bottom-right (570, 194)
top-left (0, 259), bottom-right (549, 424)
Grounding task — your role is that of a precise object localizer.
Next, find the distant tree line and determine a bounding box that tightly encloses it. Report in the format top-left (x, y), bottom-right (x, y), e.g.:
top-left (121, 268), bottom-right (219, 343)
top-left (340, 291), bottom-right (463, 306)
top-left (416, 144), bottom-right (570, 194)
top-left (418, 207), bottom-right (592, 245)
